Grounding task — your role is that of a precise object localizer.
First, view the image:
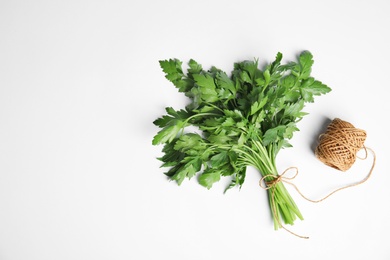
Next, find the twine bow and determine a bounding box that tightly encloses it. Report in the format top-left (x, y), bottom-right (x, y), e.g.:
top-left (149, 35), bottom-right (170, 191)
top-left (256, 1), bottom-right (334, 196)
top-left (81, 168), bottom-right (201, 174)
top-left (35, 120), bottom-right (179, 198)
top-left (260, 167), bottom-right (299, 190)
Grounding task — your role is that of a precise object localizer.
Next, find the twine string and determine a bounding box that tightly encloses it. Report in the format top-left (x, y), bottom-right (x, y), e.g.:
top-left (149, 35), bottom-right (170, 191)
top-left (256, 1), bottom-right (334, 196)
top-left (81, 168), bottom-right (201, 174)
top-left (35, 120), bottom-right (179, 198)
top-left (259, 118), bottom-right (376, 239)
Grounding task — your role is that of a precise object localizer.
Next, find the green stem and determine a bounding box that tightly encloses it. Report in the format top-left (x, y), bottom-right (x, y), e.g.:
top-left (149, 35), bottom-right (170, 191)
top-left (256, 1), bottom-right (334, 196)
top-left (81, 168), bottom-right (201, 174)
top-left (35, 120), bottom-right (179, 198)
top-left (185, 112), bottom-right (219, 123)
top-left (245, 141), bottom-right (304, 229)
top-left (204, 102), bottom-right (225, 113)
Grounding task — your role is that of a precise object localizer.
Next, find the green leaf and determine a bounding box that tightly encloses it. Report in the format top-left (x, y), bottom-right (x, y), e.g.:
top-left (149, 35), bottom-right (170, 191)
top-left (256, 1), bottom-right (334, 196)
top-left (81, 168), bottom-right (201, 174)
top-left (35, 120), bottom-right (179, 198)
top-left (228, 150), bottom-right (238, 163)
top-left (237, 167), bottom-right (247, 187)
top-left (223, 109), bottom-right (244, 120)
top-left (166, 107), bottom-right (192, 120)
top-left (188, 59), bottom-right (203, 75)
top-left (280, 74), bottom-right (296, 89)
top-left (170, 164), bottom-right (193, 185)
top-left (208, 132), bottom-right (232, 144)
top-left (284, 122), bottom-right (299, 139)
top-left (153, 107), bottom-right (191, 128)
top-left (262, 126), bottom-right (286, 146)
top-left (165, 164), bottom-right (183, 177)
top-left (203, 117), bottom-right (223, 127)
top-left (281, 140), bottom-right (293, 148)
top-left (182, 156), bottom-right (202, 175)
top-left (270, 52), bottom-right (283, 73)
top-left (152, 121), bottom-right (185, 145)
top-left (250, 96), bottom-right (268, 116)
top-left (222, 117), bottom-right (235, 127)
top-left (223, 166), bottom-right (247, 193)
top-left (216, 71), bottom-right (236, 100)
top-left (220, 163), bottom-right (235, 176)
top-left (216, 88), bottom-right (231, 100)
top-left (236, 60), bottom-right (259, 79)
top-left (284, 100), bottom-right (304, 118)
top-left (216, 72), bottom-right (235, 92)
top-left (158, 141), bottom-right (185, 168)
top-left (159, 59), bottom-right (191, 92)
top-left (284, 91), bottom-right (300, 102)
top-left (193, 73), bottom-right (219, 102)
top-left (300, 77), bottom-right (331, 102)
top-left (240, 70), bottom-right (251, 83)
top-left (159, 59), bottom-right (183, 81)
top-left (153, 114), bottom-right (174, 128)
top-left (174, 133), bottom-right (205, 152)
top-left (299, 51), bottom-right (314, 79)
top-left (255, 77), bottom-right (265, 87)
top-left (193, 73), bottom-right (215, 89)
top-left (165, 154), bottom-right (203, 185)
top-left (198, 169), bottom-right (221, 189)
top-left (250, 101), bottom-right (260, 116)
top-left (210, 151), bottom-right (228, 168)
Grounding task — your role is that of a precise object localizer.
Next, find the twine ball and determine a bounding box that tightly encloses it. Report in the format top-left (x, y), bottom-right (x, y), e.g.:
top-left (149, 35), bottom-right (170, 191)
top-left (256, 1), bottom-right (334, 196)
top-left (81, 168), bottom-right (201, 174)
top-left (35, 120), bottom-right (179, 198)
top-left (315, 118), bottom-right (367, 171)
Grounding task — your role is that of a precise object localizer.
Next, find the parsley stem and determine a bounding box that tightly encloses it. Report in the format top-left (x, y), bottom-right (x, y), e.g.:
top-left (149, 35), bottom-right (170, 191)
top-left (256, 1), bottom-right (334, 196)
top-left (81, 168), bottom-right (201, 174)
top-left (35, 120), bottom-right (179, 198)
top-left (204, 102), bottom-right (224, 113)
top-left (239, 145), bottom-right (274, 173)
top-left (185, 112), bottom-right (219, 123)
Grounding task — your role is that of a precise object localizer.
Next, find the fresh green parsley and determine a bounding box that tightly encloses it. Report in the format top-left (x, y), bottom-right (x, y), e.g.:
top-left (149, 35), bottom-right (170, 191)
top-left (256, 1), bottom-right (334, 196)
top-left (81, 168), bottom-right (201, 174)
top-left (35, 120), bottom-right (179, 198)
top-left (153, 51), bottom-right (331, 229)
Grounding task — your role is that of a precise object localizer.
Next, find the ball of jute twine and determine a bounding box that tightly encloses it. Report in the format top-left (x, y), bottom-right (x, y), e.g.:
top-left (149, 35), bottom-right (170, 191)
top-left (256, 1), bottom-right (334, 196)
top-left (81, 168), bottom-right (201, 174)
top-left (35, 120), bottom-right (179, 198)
top-left (315, 118), bottom-right (368, 171)
top-left (260, 118), bottom-right (376, 239)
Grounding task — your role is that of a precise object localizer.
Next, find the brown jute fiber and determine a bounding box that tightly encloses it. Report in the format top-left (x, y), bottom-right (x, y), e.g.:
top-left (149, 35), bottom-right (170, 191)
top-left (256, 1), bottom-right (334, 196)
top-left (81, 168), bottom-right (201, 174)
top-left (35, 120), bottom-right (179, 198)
top-left (260, 118), bottom-right (376, 239)
top-left (315, 118), bottom-right (367, 171)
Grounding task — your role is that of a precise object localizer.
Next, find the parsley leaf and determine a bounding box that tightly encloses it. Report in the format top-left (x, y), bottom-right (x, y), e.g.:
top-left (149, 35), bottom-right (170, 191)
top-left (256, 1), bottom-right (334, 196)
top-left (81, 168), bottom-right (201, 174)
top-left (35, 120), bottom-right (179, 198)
top-left (193, 73), bottom-right (219, 103)
top-left (298, 51), bottom-right (314, 79)
top-left (300, 77), bottom-right (331, 102)
top-left (199, 169), bottom-right (222, 189)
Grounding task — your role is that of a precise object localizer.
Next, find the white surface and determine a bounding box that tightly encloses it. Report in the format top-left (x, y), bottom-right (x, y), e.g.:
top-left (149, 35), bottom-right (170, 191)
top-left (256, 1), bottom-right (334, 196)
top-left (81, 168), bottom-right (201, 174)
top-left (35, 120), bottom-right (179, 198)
top-left (0, 0), bottom-right (389, 259)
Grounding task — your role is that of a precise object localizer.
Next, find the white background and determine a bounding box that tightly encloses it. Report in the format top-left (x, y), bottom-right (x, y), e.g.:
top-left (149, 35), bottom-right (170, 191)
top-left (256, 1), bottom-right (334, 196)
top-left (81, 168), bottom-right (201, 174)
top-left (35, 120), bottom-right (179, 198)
top-left (0, 0), bottom-right (389, 259)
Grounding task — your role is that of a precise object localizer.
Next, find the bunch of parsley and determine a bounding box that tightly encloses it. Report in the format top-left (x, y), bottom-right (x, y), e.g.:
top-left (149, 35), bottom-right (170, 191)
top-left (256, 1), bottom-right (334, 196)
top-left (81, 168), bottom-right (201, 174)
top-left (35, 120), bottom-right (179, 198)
top-left (152, 51), bottom-right (331, 229)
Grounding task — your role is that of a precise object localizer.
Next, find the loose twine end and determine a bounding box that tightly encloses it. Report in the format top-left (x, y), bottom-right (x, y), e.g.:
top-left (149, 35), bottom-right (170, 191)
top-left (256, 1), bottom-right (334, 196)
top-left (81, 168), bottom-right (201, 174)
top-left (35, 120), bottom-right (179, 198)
top-left (259, 118), bottom-right (376, 239)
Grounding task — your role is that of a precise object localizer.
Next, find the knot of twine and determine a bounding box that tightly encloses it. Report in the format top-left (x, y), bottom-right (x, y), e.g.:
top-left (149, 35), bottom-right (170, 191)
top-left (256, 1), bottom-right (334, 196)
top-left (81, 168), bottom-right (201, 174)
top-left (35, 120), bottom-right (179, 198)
top-left (259, 118), bottom-right (376, 239)
top-left (260, 167), bottom-right (299, 190)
